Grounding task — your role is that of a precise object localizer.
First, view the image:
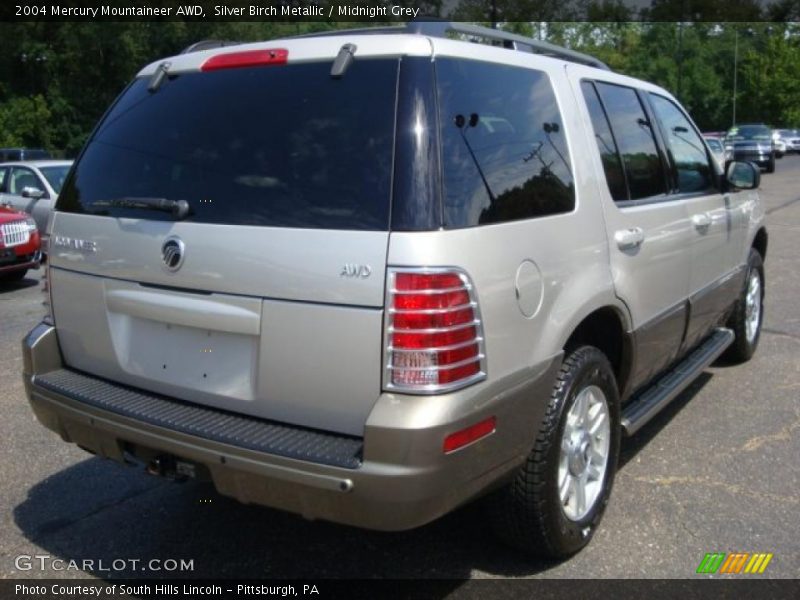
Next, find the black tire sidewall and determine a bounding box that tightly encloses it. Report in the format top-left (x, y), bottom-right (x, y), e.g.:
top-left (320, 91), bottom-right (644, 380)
top-left (740, 250), bottom-right (765, 357)
top-left (544, 347), bottom-right (621, 555)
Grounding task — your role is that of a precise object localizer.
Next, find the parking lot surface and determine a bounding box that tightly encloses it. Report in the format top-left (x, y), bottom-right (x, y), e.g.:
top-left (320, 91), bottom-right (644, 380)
top-left (1, 158), bottom-right (798, 581)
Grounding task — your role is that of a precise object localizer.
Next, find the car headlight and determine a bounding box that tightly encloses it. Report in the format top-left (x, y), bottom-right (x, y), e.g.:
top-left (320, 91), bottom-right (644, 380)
top-left (25, 217), bottom-right (37, 233)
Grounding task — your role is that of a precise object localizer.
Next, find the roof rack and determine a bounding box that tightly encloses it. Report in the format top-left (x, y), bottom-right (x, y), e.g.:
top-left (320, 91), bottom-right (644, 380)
top-left (181, 40), bottom-right (243, 54)
top-left (287, 21), bottom-right (610, 71)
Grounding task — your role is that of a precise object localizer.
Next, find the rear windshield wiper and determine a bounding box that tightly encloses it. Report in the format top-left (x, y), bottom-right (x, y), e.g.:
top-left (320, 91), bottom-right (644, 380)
top-left (91, 197), bottom-right (191, 220)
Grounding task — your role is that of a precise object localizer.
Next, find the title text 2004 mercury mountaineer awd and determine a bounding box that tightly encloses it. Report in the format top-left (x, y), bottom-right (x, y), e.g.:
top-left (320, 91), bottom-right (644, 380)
top-left (22, 23), bottom-right (767, 558)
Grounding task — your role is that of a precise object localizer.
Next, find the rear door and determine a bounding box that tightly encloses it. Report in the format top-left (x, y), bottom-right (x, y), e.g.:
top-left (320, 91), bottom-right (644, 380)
top-left (647, 93), bottom-right (747, 349)
top-left (49, 54), bottom-right (401, 436)
top-left (569, 68), bottom-right (693, 390)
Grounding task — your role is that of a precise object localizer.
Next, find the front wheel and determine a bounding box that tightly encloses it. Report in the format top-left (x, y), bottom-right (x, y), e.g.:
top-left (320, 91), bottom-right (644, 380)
top-left (486, 346), bottom-right (620, 558)
top-left (723, 248), bottom-right (764, 363)
top-left (766, 154), bottom-right (776, 173)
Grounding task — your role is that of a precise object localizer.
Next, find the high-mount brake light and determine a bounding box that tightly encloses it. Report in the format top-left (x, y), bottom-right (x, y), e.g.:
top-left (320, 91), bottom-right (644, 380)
top-left (200, 49), bottom-right (288, 72)
top-left (385, 269), bottom-right (486, 393)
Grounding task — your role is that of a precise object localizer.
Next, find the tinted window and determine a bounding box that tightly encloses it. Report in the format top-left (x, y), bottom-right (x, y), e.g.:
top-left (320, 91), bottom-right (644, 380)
top-left (650, 95), bottom-right (714, 194)
top-left (437, 59), bottom-right (574, 228)
top-left (0, 168), bottom-right (7, 192)
top-left (596, 83), bottom-right (667, 201)
top-left (58, 60), bottom-right (398, 230)
top-left (726, 125), bottom-right (771, 141)
top-left (581, 80), bottom-right (628, 202)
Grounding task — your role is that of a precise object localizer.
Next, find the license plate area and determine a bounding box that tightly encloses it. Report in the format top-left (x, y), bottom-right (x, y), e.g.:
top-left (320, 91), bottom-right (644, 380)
top-left (118, 316), bottom-right (257, 398)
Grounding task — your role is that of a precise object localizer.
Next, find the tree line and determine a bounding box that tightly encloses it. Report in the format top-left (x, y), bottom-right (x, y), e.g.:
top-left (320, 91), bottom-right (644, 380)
top-left (1, 16), bottom-right (798, 156)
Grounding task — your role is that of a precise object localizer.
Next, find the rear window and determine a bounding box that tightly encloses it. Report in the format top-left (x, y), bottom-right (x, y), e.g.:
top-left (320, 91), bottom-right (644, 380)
top-left (57, 59), bottom-right (399, 230)
top-left (40, 165), bottom-right (71, 194)
top-left (436, 58), bottom-right (575, 228)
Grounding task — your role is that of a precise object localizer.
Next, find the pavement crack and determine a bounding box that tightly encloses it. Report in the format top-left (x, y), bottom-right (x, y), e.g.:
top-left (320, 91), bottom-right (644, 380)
top-left (741, 412), bottom-right (800, 452)
top-left (765, 195), bottom-right (800, 215)
top-left (628, 475), bottom-right (799, 506)
top-left (762, 327), bottom-right (800, 343)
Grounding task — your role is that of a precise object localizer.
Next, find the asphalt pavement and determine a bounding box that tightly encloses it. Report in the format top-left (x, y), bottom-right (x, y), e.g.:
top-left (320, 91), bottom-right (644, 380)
top-left (1, 157), bottom-right (798, 583)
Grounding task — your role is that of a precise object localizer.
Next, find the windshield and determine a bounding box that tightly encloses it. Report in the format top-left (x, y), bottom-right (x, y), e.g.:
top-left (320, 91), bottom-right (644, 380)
top-left (39, 165), bottom-right (72, 194)
top-left (57, 60), bottom-right (399, 230)
top-left (726, 126), bottom-right (771, 141)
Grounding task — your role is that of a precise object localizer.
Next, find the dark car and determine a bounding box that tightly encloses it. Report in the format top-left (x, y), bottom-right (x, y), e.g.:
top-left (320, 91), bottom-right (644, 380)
top-left (0, 148), bottom-right (52, 163)
top-left (725, 124), bottom-right (776, 173)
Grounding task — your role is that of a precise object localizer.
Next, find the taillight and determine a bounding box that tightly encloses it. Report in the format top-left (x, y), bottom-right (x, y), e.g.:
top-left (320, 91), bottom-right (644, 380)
top-left (200, 48), bottom-right (288, 72)
top-left (385, 269), bottom-right (486, 393)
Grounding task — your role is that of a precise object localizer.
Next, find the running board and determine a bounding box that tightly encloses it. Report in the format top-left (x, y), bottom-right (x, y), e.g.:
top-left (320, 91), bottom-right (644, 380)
top-left (621, 328), bottom-right (734, 436)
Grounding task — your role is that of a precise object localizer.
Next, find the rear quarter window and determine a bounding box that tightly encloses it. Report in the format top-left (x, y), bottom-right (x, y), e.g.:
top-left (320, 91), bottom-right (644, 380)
top-left (436, 58), bottom-right (575, 228)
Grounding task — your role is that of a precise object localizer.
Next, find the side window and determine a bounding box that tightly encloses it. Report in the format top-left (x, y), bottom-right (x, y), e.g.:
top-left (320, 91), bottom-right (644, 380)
top-left (581, 80), bottom-right (628, 202)
top-left (0, 168), bottom-right (7, 192)
top-left (436, 58), bottom-right (575, 228)
top-left (9, 168), bottom-right (45, 196)
top-left (595, 82), bottom-right (667, 201)
top-left (649, 94), bottom-right (715, 194)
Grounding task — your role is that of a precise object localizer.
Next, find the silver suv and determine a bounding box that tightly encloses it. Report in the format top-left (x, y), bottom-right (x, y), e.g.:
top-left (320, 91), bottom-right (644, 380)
top-left (22, 23), bottom-right (766, 558)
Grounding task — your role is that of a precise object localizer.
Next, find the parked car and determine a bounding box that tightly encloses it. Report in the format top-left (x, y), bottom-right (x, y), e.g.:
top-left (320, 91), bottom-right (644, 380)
top-left (703, 136), bottom-right (727, 170)
top-left (0, 148), bottom-right (52, 162)
top-left (0, 205), bottom-right (41, 281)
top-left (22, 22), bottom-right (767, 559)
top-left (772, 130), bottom-right (786, 158)
top-left (725, 124), bottom-right (776, 172)
top-left (776, 129), bottom-right (800, 153)
top-left (0, 160), bottom-right (73, 236)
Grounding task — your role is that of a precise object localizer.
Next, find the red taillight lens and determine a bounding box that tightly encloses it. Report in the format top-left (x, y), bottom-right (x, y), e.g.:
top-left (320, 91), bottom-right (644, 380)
top-left (443, 417), bottom-right (496, 453)
top-left (201, 48), bottom-right (288, 72)
top-left (386, 269), bottom-right (485, 392)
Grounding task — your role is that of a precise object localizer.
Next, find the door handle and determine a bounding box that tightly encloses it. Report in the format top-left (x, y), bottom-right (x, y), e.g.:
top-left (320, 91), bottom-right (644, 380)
top-left (692, 212), bottom-right (712, 230)
top-left (615, 227), bottom-right (645, 251)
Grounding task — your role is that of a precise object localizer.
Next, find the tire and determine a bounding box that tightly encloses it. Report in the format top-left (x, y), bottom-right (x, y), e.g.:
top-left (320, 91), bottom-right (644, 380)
top-left (723, 248), bottom-right (764, 363)
top-left (766, 154), bottom-right (775, 173)
top-left (486, 346), bottom-right (620, 558)
top-left (0, 269), bottom-right (27, 282)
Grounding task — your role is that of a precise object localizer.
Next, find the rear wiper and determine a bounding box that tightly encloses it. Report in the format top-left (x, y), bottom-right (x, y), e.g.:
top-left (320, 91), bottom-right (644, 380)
top-left (92, 197), bottom-right (191, 220)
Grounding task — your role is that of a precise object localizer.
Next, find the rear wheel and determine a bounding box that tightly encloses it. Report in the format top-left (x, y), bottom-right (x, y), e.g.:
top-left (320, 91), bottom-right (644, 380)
top-left (487, 346), bottom-right (620, 558)
top-left (723, 248), bottom-right (764, 363)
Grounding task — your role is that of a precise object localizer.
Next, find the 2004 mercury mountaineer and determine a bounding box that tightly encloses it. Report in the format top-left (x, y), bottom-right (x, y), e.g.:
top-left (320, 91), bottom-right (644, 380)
top-left (22, 22), bottom-right (767, 558)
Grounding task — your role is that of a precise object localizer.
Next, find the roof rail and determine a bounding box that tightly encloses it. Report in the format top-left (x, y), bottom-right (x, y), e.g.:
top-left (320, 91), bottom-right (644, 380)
top-left (181, 40), bottom-right (243, 55)
top-left (286, 21), bottom-right (611, 71)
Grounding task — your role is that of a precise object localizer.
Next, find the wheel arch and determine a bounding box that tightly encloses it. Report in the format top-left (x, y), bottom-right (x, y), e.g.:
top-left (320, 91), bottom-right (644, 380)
top-left (563, 306), bottom-right (634, 400)
top-left (752, 227), bottom-right (768, 261)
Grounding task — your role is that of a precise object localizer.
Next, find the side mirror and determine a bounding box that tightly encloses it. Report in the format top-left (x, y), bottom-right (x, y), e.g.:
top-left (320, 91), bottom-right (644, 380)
top-left (726, 161), bottom-right (760, 190)
top-left (21, 186), bottom-right (46, 200)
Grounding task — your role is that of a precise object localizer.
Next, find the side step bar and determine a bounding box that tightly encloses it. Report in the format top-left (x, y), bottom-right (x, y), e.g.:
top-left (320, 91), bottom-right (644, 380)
top-left (622, 328), bottom-right (734, 436)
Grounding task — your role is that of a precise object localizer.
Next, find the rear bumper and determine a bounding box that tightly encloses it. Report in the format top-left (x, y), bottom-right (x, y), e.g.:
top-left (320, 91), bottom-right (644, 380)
top-left (23, 322), bottom-right (559, 531)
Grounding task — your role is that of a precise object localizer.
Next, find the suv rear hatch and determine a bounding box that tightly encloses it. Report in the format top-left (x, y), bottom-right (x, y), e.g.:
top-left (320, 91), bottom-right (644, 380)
top-left (49, 44), bottom-right (403, 436)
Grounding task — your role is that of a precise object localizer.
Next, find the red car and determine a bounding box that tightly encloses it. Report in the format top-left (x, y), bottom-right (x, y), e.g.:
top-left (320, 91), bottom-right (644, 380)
top-left (0, 205), bottom-right (41, 281)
